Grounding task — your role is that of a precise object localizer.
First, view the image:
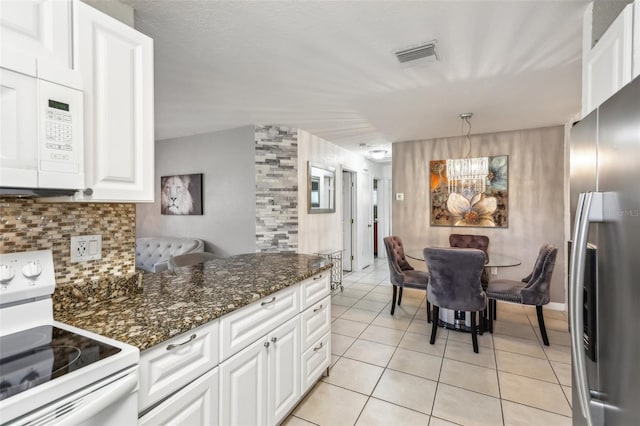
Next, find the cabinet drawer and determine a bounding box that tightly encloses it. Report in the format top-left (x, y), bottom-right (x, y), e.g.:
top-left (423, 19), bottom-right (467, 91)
top-left (220, 285), bottom-right (299, 361)
top-left (139, 320), bottom-right (219, 411)
top-left (299, 272), bottom-right (330, 311)
top-left (139, 366), bottom-right (218, 426)
top-left (301, 332), bottom-right (331, 393)
top-left (301, 296), bottom-right (331, 351)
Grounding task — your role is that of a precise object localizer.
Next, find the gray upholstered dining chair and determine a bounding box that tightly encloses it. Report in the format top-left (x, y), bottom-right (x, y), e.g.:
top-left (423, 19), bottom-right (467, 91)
top-left (449, 234), bottom-right (490, 287)
top-left (424, 247), bottom-right (487, 353)
top-left (168, 251), bottom-right (220, 271)
top-left (383, 236), bottom-right (431, 321)
top-left (485, 243), bottom-right (558, 345)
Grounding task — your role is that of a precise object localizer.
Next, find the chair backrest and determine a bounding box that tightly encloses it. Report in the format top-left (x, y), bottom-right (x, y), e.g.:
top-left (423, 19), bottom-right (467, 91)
top-left (521, 244), bottom-right (558, 305)
top-left (168, 252), bottom-right (219, 270)
top-left (423, 247), bottom-right (486, 312)
top-left (383, 236), bottom-right (414, 285)
top-left (449, 234), bottom-right (489, 258)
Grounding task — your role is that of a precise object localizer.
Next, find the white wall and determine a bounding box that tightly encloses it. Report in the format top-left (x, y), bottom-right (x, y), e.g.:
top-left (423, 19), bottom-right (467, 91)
top-left (297, 129), bottom-right (384, 271)
top-left (136, 126), bottom-right (257, 256)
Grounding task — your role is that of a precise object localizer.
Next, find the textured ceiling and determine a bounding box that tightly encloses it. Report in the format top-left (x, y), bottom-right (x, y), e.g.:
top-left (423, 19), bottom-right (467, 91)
top-left (124, 0), bottom-right (589, 161)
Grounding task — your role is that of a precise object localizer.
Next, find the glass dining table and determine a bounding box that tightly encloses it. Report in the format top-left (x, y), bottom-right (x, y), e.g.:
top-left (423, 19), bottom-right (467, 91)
top-left (405, 248), bottom-right (521, 331)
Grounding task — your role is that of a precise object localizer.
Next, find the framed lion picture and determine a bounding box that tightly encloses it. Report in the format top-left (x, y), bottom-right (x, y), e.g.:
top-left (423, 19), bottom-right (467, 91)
top-left (161, 173), bottom-right (203, 215)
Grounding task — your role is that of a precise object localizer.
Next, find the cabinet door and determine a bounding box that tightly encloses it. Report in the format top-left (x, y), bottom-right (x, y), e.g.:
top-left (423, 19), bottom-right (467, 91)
top-left (139, 367), bottom-right (219, 426)
top-left (0, 0), bottom-right (71, 71)
top-left (268, 316), bottom-right (301, 426)
top-left (73, 0), bottom-right (154, 202)
top-left (220, 338), bottom-right (269, 426)
top-left (582, 3), bottom-right (633, 117)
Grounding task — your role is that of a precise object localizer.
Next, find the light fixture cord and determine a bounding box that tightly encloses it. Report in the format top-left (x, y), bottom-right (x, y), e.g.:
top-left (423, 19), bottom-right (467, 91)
top-left (464, 115), bottom-right (472, 158)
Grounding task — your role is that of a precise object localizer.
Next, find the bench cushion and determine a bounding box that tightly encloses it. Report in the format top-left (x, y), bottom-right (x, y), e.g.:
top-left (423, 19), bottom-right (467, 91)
top-left (136, 237), bottom-right (204, 273)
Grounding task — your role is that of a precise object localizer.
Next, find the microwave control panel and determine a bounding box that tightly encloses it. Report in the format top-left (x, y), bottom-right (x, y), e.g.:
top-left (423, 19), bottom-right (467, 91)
top-left (38, 79), bottom-right (84, 189)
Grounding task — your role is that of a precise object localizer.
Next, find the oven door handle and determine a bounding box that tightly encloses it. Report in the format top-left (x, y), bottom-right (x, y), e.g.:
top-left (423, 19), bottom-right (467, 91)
top-left (63, 368), bottom-right (138, 425)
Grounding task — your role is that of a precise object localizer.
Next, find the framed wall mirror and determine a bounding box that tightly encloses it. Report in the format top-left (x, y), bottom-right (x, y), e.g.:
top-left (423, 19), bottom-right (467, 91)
top-left (308, 162), bottom-right (336, 213)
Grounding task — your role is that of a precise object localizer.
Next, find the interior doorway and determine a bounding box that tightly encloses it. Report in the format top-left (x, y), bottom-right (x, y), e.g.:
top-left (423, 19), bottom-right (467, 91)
top-left (342, 170), bottom-right (356, 272)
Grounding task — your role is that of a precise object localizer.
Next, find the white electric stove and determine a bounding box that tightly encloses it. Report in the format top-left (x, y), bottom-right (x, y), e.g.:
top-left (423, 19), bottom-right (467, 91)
top-left (0, 250), bottom-right (139, 425)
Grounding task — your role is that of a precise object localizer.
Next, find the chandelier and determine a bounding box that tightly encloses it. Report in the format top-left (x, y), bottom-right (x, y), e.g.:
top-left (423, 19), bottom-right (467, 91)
top-left (446, 113), bottom-right (488, 195)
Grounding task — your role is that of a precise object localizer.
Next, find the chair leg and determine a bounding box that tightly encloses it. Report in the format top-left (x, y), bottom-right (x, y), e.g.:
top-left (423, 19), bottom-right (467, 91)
top-left (430, 306), bottom-right (439, 344)
top-left (536, 305), bottom-right (550, 346)
top-left (488, 299), bottom-right (494, 334)
top-left (397, 287), bottom-right (403, 306)
top-left (426, 300), bottom-right (431, 324)
top-left (471, 312), bottom-right (479, 353)
top-left (391, 286), bottom-right (397, 315)
top-left (492, 299), bottom-right (497, 320)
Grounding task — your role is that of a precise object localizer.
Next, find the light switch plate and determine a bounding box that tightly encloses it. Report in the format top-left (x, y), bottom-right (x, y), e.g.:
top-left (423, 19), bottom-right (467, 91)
top-left (395, 193), bottom-right (404, 201)
top-left (70, 235), bottom-right (102, 262)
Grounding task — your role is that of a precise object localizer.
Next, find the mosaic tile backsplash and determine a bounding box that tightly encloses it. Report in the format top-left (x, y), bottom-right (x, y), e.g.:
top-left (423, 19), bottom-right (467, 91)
top-left (0, 199), bottom-right (136, 286)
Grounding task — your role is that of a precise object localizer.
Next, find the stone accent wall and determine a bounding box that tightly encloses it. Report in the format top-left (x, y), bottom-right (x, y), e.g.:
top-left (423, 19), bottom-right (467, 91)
top-left (0, 199), bottom-right (136, 286)
top-left (255, 125), bottom-right (298, 252)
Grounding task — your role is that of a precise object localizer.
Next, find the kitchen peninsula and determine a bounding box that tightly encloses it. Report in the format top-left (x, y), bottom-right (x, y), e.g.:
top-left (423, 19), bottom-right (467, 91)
top-left (55, 252), bottom-right (333, 425)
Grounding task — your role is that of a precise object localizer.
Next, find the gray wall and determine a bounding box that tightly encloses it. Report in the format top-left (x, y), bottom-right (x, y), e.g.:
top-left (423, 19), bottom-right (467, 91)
top-left (392, 126), bottom-right (566, 305)
top-left (136, 126), bottom-right (257, 257)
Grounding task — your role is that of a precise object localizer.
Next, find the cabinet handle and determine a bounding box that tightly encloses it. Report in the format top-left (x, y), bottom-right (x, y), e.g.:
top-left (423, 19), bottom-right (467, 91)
top-left (83, 188), bottom-right (93, 196)
top-left (313, 274), bottom-right (323, 280)
top-left (261, 297), bottom-right (276, 306)
top-left (313, 304), bottom-right (323, 312)
top-left (166, 334), bottom-right (196, 351)
top-left (271, 336), bottom-right (278, 343)
top-left (313, 342), bottom-right (324, 352)
top-left (264, 341), bottom-right (270, 348)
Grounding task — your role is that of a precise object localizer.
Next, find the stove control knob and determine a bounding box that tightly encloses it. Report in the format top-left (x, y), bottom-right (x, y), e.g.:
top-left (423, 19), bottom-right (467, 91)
top-left (0, 264), bottom-right (15, 283)
top-left (22, 261), bottom-right (42, 279)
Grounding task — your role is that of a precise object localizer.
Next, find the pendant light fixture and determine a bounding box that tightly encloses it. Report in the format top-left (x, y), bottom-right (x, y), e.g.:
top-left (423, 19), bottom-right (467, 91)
top-left (445, 113), bottom-right (488, 195)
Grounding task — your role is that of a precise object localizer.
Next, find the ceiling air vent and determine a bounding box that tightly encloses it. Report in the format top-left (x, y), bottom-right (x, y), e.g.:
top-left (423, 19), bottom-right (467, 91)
top-left (394, 40), bottom-right (439, 64)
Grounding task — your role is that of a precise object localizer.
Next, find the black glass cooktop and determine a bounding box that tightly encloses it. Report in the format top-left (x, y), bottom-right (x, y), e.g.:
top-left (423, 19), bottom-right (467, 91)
top-left (0, 325), bottom-right (121, 401)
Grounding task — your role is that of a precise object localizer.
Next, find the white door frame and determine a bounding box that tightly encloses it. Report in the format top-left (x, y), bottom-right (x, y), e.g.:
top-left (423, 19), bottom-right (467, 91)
top-left (342, 169), bottom-right (357, 272)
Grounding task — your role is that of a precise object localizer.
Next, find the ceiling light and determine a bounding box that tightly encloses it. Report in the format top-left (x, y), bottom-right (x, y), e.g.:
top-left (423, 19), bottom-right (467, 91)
top-left (370, 150), bottom-right (388, 160)
top-left (446, 113), bottom-right (488, 195)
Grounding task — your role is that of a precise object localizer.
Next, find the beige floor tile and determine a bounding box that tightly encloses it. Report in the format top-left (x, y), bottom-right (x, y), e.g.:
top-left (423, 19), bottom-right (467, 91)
top-left (331, 333), bottom-right (356, 356)
top-left (331, 295), bottom-right (361, 307)
top-left (353, 299), bottom-right (388, 313)
top-left (357, 276), bottom-right (386, 285)
top-left (346, 283), bottom-right (377, 292)
top-left (502, 400), bottom-right (572, 426)
top-left (372, 369), bottom-right (437, 414)
top-left (370, 285), bottom-right (392, 294)
top-left (361, 292), bottom-right (392, 303)
top-left (393, 304), bottom-right (419, 317)
top-left (444, 340), bottom-right (496, 369)
top-left (538, 316), bottom-right (569, 332)
top-left (492, 320), bottom-right (538, 341)
top-left (323, 357), bottom-right (384, 395)
top-left (543, 344), bottom-right (571, 364)
top-left (562, 385), bottom-right (572, 407)
top-left (331, 305), bottom-right (349, 318)
top-left (331, 318), bottom-right (368, 337)
top-left (355, 397), bottom-right (430, 426)
top-left (341, 289), bottom-right (369, 299)
top-left (551, 360), bottom-right (572, 386)
top-left (293, 382), bottom-right (368, 426)
top-left (281, 415), bottom-right (318, 426)
top-left (534, 328), bottom-right (571, 347)
top-left (407, 319), bottom-right (433, 336)
top-left (499, 371), bottom-right (572, 416)
top-left (496, 350), bottom-right (557, 383)
top-left (399, 332), bottom-right (447, 357)
top-left (330, 354), bottom-right (340, 367)
top-left (340, 308), bottom-right (378, 324)
top-left (493, 335), bottom-right (546, 359)
top-left (439, 358), bottom-right (500, 398)
top-left (432, 383), bottom-right (503, 426)
top-left (495, 301), bottom-right (525, 314)
top-left (496, 311), bottom-right (532, 325)
top-left (360, 325), bottom-right (406, 346)
top-left (387, 348), bottom-right (442, 381)
top-left (447, 329), bottom-right (494, 348)
top-left (372, 313), bottom-right (412, 330)
top-left (429, 417), bottom-right (461, 426)
top-left (343, 339), bottom-right (397, 367)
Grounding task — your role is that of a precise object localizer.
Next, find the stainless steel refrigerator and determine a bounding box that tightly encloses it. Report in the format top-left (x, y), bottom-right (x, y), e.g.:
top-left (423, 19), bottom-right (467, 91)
top-left (569, 74), bottom-right (640, 426)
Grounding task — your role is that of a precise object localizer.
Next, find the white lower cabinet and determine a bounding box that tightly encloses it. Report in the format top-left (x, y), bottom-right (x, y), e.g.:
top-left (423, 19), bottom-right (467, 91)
top-left (139, 367), bottom-right (219, 426)
top-left (220, 316), bottom-right (301, 426)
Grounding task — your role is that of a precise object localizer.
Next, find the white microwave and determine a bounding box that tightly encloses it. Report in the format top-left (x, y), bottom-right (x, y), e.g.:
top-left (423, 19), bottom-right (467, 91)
top-left (0, 61), bottom-right (84, 191)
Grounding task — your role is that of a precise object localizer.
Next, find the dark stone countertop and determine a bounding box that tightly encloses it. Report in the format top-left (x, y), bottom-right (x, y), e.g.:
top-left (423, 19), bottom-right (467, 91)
top-left (53, 253), bottom-right (332, 351)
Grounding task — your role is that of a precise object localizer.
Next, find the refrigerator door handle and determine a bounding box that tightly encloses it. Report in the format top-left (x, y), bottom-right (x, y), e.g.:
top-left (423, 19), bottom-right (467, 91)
top-left (570, 192), bottom-right (604, 426)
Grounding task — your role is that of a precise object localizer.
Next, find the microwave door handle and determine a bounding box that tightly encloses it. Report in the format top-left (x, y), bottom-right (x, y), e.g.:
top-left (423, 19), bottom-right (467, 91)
top-left (570, 192), bottom-right (604, 426)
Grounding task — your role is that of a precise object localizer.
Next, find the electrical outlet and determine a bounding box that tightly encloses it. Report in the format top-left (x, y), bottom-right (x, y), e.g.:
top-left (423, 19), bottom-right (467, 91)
top-left (491, 267), bottom-right (498, 275)
top-left (71, 235), bottom-right (102, 263)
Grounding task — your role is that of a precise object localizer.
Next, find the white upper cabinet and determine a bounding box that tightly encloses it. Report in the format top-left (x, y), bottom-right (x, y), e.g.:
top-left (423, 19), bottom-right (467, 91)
top-left (634, 0), bottom-right (640, 79)
top-left (73, 0), bottom-right (154, 202)
top-left (0, 0), bottom-right (72, 72)
top-left (582, 2), bottom-right (634, 117)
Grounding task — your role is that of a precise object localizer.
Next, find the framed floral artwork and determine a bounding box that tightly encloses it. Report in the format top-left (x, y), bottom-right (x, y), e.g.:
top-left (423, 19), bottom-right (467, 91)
top-left (430, 155), bottom-right (508, 227)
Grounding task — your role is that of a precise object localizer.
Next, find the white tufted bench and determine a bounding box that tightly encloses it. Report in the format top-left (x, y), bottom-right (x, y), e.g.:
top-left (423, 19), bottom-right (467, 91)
top-left (135, 237), bottom-right (205, 273)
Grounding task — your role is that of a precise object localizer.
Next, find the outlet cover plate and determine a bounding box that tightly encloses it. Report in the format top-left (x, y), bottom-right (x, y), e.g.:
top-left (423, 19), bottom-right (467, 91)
top-left (70, 235), bottom-right (102, 262)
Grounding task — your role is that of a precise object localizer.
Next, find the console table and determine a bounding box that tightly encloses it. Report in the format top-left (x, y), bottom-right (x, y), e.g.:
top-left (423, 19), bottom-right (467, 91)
top-left (316, 249), bottom-right (343, 292)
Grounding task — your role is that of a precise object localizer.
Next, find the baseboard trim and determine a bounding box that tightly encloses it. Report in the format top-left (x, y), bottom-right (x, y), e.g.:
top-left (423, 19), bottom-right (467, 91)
top-left (546, 302), bottom-right (566, 312)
